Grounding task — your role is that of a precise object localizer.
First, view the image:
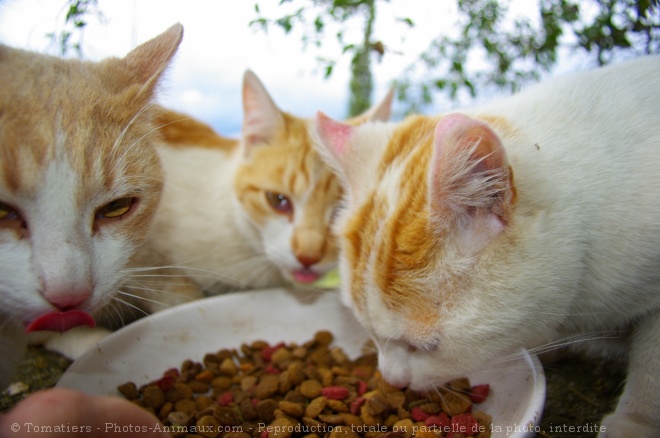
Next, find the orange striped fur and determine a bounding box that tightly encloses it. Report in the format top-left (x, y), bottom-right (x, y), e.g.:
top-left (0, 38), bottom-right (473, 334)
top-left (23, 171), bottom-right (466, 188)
top-left (154, 107), bottom-right (238, 152)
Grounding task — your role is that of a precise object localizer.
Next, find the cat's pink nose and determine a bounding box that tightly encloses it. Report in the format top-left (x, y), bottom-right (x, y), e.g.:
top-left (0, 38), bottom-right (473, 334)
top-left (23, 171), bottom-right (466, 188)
top-left (44, 290), bottom-right (91, 310)
top-left (296, 253), bottom-right (322, 268)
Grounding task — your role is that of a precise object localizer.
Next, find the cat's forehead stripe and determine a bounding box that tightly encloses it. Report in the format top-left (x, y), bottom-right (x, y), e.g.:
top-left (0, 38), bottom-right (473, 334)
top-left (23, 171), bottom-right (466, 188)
top-left (377, 115), bottom-right (438, 180)
top-left (345, 118), bottom-right (438, 320)
top-left (374, 133), bottom-right (435, 303)
top-left (344, 194), bottom-right (383, 311)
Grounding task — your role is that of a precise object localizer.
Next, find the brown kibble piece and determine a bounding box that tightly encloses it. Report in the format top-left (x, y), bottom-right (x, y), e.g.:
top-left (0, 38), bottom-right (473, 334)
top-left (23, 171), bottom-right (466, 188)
top-left (117, 382), bottom-right (140, 400)
top-left (268, 416), bottom-right (298, 438)
top-left (142, 385), bottom-right (165, 409)
top-left (437, 391), bottom-right (472, 416)
top-left (300, 379), bottom-right (323, 399)
top-left (257, 399), bottom-right (279, 424)
top-left (304, 396), bottom-right (327, 418)
top-left (392, 419), bottom-right (415, 438)
top-left (167, 410), bottom-right (190, 425)
top-left (279, 400), bottom-right (304, 418)
top-left (365, 393), bottom-right (389, 416)
top-left (314, 330), bottom-right (333, 345)
top-left (196, 415), bottom-right (220, 438)
top-left (255, 375), bottom-right (280, 399)
top-left (219, 358), bottom-right (239, 376)
top-left (214, 406), bottom-right (242, 427)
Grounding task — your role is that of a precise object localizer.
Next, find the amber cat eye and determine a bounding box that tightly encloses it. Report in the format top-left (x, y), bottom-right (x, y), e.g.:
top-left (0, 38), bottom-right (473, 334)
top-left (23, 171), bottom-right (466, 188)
top-left (0, 202), bottom-right (18, 221)
top-left (265, 191), bottom-right (293, 215)
top-left (96, 197), bottom-right (136, 219)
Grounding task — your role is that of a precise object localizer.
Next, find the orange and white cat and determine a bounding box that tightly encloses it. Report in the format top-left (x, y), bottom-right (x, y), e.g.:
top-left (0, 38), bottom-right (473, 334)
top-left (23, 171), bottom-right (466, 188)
top-left (0, 25), bottom-right (182, 389)
top-left (315, 56), bottom-right (660, 437)
top-left (137, 71), bottom-right (393, 308)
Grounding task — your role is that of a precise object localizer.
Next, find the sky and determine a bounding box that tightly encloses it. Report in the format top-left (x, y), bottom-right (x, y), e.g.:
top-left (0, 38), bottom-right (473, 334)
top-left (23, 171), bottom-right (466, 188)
top-left (0, 0), bottom-right (546, 137)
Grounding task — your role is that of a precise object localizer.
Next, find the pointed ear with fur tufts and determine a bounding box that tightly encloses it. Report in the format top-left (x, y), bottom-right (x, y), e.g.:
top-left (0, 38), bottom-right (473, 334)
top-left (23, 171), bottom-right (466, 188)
top-left (120, 23), bottom-right (183, 97)
top-left (345, 86), bottom-right (395, 125)
top-left (315, 111), bottom-right (354, 168)
top-left (428, 113), bottom-right (516, 244)
top-left (241, 69), bottom-right (285, 149)
top-left (314, 111), bottom-right (357, 182)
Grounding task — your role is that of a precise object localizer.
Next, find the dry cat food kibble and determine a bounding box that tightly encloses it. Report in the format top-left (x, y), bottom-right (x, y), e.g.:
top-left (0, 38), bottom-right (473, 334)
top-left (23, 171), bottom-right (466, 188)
top-left (118, 331), bottom-right (492, 438)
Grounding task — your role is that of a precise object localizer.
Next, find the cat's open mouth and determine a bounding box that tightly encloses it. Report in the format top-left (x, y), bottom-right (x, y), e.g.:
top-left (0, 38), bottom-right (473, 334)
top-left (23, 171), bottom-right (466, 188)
top-left (292, 268), bottom-right (322, 284)
top-left (25, 310), bottom-right (96, 334)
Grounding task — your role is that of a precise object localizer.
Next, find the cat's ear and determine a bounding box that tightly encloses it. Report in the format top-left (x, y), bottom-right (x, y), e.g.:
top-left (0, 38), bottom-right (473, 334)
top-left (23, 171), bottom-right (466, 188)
top-left (242, 70), bottom-right (285, 148)
top-left (121, 23), bottom-right (183, 95)
top-left (429, 113), bottom-right (516, 241)
top-left (315, 112), bottom-right (354, 169)
top-left (345, 87), bottom-right (395, 125)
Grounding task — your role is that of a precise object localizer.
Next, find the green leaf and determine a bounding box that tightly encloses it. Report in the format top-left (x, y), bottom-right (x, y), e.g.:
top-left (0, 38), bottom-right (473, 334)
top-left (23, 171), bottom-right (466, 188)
top-left (325, 64), bottom-right (334, 78)
top-left (276, 16), bottom-right (293, 33)
top-left (314, 16), bottom-right (324, 33)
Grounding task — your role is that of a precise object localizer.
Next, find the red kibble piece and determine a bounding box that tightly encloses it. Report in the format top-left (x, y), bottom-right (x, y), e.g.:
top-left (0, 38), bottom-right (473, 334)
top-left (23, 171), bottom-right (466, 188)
top-left (410, 406), bottom-right (430, 422)
top-left (425, 413), bottom-right (450, 429)
top-left (448, 413), bottom-right (479, 438)
top-left (252, 398), bottom-right (261, 406)
top-left (261, 430), bottom-right (269, 438)
top-left (350, 397), bottom-right (366, 415)
top-left (468, 384), bottom-right (490, 403)
top-left (154, 375), bottom-right (176, 391)
top-left (264, 364), bottom-right (280, 374)
top-left (217, 391), bottom-right (233, 406)
top-left (320, 386), bottom-right (350, 400)
top-left (356, 380), bottom-right (368, 396)
top-left (261, 342), bottom-right (286, 361)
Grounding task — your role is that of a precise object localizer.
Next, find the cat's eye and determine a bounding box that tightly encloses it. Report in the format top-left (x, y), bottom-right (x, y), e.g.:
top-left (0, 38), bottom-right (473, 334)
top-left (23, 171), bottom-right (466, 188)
top-left (0, 202), bottom-right (18, 221)
top-left (265, 191), bottom-right (293, 215)
top-left (0, 201), bottom-right (26, 234)
top-left (96, 197), bottom-right (136, 220)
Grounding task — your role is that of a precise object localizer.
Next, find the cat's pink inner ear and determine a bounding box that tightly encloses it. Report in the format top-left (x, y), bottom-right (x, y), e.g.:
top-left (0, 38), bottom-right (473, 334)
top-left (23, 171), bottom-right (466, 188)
top-left (316, 112), bottom-right (353, 157)
top-left (242, 70), bottom-right (284, 147)
top-left (430, 113), bottom-right (514, 226)
top-left (434, 113), bottom-right (506, 171)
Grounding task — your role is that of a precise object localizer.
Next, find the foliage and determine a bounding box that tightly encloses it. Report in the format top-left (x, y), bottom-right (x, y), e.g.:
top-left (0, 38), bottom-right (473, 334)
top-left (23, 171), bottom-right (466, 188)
top-left (401, 0), bottom-right (659, 111)
top-left (47, 0), bottom-right (102, 57)
top-left (251, 0), bottom-right (413, 116)
top-left (252, 0), bottom-right (659, 113)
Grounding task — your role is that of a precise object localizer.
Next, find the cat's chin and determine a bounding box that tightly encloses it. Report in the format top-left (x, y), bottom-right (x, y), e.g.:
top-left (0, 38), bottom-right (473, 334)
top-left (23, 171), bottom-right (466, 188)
top-left (25, 310), bottom-right (96, 334)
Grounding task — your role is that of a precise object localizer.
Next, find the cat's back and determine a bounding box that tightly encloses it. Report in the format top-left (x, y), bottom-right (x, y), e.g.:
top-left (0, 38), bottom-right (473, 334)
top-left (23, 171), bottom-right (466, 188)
top-left (155, 107), bottom-right (238, 152)
top-left (479, 56), bottom-right (660, 150)
top-left (154, 107), bottom-right (239, 208)
top-left (472, 56), bottom-right (660, 194)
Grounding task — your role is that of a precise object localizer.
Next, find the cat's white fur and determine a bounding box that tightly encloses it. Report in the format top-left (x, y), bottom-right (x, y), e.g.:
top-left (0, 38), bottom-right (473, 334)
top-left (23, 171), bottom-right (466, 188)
top-left (316, 56), bottom-right (660, 437)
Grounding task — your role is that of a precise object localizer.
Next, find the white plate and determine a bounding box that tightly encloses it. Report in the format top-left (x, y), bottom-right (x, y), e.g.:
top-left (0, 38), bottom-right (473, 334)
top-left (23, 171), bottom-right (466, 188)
top-left (57, 288), bottom-right (545, 438)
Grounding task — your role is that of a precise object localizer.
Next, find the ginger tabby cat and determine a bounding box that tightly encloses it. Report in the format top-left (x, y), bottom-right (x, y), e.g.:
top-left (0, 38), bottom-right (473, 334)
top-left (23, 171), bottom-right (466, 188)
top-left (0, 24), bottom-right (183, 389)
top-left (133, 71), bottom-right (393, 311)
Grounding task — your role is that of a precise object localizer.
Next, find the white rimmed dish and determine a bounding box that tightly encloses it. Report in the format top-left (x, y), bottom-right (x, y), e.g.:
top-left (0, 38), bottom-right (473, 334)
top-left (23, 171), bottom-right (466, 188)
top-left (57, 288), bottom-right (546, 438)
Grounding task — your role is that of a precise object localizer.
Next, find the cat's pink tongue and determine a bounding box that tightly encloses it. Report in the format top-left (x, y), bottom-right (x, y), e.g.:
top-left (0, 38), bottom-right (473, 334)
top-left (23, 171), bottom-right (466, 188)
top-left (293, 269), bottom-right (321, 284)
top-left (25, 310), bottom-right (95, 334)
